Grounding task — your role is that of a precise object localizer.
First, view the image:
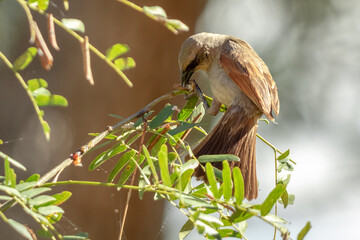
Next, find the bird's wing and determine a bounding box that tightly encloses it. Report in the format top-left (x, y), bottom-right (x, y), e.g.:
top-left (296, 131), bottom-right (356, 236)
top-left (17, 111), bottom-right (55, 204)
top-left (219, 38), bottom-right (279, 121)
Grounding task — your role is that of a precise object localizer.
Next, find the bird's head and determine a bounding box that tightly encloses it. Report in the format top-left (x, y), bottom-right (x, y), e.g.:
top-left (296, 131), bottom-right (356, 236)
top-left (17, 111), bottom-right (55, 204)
top-left (178, 33), bottom-right (220, 86)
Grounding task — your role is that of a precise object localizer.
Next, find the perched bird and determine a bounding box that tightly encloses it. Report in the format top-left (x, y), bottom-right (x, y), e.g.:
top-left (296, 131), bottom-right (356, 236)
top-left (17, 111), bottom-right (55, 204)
top-left (178, 32), bottom-right (279, 200)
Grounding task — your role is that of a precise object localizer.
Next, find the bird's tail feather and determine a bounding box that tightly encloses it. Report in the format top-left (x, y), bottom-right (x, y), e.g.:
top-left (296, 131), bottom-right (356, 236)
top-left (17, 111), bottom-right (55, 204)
top-left (193, 105), bottom-right (259, 200)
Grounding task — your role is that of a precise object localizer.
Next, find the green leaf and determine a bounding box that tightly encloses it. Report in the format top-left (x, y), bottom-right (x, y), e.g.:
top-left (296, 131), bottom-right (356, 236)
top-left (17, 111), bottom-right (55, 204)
top-left (46, 191), bottom-right (72, 206)
top-left (198, 213), bottom-right (223, 227)
top-left (106, 43), bottom-right (130, 61)
top-left (29, 195), bottom-right (56, 206)
top-left (38, 205), bottom-right (64, 216)
top-left (25, 174), bottom-right (40, 182)
top-left (35, 0), bottom-right (49, 10)
top-left (190, 102), bottom-right (205, 123)
top-left (0, 195), bottom-right (12, 201)
top-left (117, 155), bottom-right (145, 186)
top-left (8, 219), bottom-right (33, 240)
top-left (143, 6), bottom-right (167, 18)
top-left (297, 221), bottom-right (311, 240)
top-left (148, 104), bottom-right (174, 129)
top-left (158, 144), bottom-right (172, 187)
top-left (107, 150), bottom-right (136, 183)
top-left (218, 229), bottom-right (242, 238)
top-left (27, 78), bottom-right (48, 92)
top-left (179, 219), bottom-right (194, 240)
top-left (195, 220), bottom-right (220, 239)
top-left (61, 18), bottom-right (85, 33)
top-left (277, 150), bottom-right (290, 161)
top-left (13, 47), bottom-right (37, 71)
top-left (41, 120), bottom-right (50, 141)
top-left (176, 169), bottom-right (194, 192)
top-left (205, 162), bottom-right (219, 198)
top-left (168, 122), bottom-right (197, 136)
top-left (35, 94), bottom-right (68, 107)
top-left (179, 194), bottom-right (216, 209)
top-left (89, 143), bottom-right (127, 170)
top-left (0, 185), bottom-right (21, 197)
top-left (222, 161), bottom-right (232, 201)
top-left (165, 19), bottom-right (189, 33)
top-left (142, 146), bottom-right (159, 183)
top-left (63, 235), bottom-right (90, 240)
top-left (16, 182), bottom-right (37, 192)
top-left (114, 57), bottom-right (135, 71)
top-left (31, 87), bottom-right (51, 98)
top-left (198, 154), bottom-right (240, 163)
top-left (178, 96), bottom-right (198, 121)
top-left (233, 167), bottom-right (244, 205)
top-left (261, 183), bottom-right (286, 216)
top-left (0, 151), bottom-right (26, 171)
top-left (4, 157), bottom-right (16, 187)
top-left (21, 187), bottom-right (51, 199)
top-left (281, 190), bottom-right (289, 208)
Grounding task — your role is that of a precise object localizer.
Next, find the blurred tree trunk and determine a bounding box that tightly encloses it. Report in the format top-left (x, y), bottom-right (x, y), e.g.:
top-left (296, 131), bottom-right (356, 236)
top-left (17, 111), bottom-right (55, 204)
top-left (0, 0), bottom-right (207, 239)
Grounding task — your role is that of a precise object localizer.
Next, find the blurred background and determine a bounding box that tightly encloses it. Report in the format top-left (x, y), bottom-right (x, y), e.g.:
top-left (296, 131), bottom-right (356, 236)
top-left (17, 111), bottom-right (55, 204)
top-left (1, 0), bottom-right (359, 239)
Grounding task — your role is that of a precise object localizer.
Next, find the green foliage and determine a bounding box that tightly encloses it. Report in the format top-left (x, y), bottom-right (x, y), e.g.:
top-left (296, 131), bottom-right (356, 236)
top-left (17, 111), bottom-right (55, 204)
top-left (0, 1), bottom-right (310, 239)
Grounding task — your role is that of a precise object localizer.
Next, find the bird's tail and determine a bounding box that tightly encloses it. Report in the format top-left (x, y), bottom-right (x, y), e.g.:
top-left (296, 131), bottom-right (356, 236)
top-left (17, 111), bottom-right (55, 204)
top-left (193, 105), bottom-right (259, 200)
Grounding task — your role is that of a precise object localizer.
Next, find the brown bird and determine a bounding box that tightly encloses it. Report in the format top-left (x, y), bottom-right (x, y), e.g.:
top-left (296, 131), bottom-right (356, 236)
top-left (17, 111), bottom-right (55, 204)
top-left (178, 32), bottom-right (279, 200)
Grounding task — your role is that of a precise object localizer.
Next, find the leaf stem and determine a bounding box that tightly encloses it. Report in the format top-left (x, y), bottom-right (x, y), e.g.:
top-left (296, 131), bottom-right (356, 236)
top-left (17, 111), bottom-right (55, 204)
top-left (0, 50), bottom-right (50, 140)
top-left (23, 0), bottom-right (133, 87)
top-left (257, 134), bottom-right (296, 165)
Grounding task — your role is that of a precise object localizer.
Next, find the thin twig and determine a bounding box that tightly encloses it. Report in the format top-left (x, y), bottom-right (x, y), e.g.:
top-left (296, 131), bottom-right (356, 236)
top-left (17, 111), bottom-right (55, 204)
top-left (36, 90), bottom-right (185, 186)
top-left (0, 51), bottom-right (50, 140)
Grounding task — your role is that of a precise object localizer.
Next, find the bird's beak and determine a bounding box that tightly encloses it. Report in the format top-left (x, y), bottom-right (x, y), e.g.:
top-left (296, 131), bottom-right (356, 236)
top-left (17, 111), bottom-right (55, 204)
top-left (181, 68), bottom-right (194, 87)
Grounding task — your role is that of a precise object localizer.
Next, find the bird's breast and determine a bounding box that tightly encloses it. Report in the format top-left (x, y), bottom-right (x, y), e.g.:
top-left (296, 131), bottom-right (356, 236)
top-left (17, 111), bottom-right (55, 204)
top-left (208, 62), bottom-right (260, 116)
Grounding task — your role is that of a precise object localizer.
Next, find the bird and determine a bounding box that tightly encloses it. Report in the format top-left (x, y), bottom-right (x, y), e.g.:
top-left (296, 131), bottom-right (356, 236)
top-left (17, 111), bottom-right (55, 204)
top-left (178, 32), bottom-right (279, 200)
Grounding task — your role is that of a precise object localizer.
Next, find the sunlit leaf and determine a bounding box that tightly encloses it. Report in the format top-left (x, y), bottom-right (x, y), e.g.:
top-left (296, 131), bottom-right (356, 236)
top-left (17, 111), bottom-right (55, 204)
top-left (198, 154), bottom-right (239, 163)
top-left (114, 57), bottom-right (135, 71)
top-left (222, 161), bottom-right (232, 201)
top-left (89, 143), bottom-right (127, 170)
top-left (7, 219), bottom-right (33, 240)
top-left (178, 96), bottom-right (198, 121)
top-left (190, 102), bottom-right (205, 123)
top-left (233, 167), bottom-right (244, 205)
top-left (46, 191), bottom-right (72, 206)
top-left (205, 162), bottom-right (219, 198)
top-left (261, 183), bottom-right (286, 216)
top-left (179, 194), bottom-right (216, 209)
top-left (297, 221), bottom-right (311, 240)
top-left (142, 146), bottom-right (159, 183)
top-left (179, 219), bottom-right (194, 240)
top-left (218, 228), bottom-right (242, 238)
top-left (0, 185), bottom-right (21, 197)
top-left (198, 213), bottom-right (223, 227)
top-left (117, 155), bottom-right (145, 186)
top-left (61, 18), bottom-right (85, 33)
top-left (16, 182), bottom-right (36, 192)
top-left (176, 169), bottom-right (194, 192)
top-left (25, 174), bottom-right (40, 183)
top-left (106, 43), bottom-right (130, 61)
top-left (27, 78), bottom-right (48, 92)
top-left (38, 205), bottom-right (64, 216)
top-left (35, 94), bottom-right (68, 107)
top-left (143, 6), bottom-right (167, 18)
top-left (31, 87), bottom-right (51, 97)
top-left (277, 150), bottom-right (290, 161)
top-left (195, 220), bottom-right (220, 238)
top-left (4, 157), bottom-right (16, 187)
top-left (29, 195), bottom-right (56, 206)
top-left (21, 187), bottom-right (51, 199)
top-left (13, 47), bottom-right (37, 71)
top-left (158, 144), bottom-right (171, 187)
top-left (165, 19), bottom-right (189, 33)
top-left (107, 150), bottom-right (136, 183)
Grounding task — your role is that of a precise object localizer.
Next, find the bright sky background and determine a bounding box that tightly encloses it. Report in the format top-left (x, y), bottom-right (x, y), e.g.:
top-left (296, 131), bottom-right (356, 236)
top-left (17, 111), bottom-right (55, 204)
top-left (163, 0), bottom-right (360, 239)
